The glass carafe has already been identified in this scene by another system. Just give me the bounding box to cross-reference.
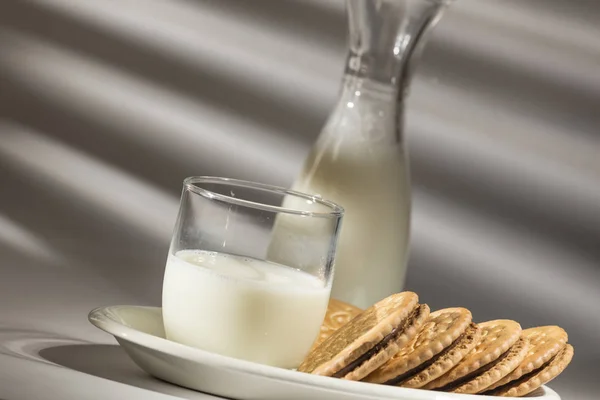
[270,0,452,308]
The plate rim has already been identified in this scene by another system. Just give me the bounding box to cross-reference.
[88,305,559,400]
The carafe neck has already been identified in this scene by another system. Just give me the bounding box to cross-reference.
[344,0,451,96]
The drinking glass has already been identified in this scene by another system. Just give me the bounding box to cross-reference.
[162,176,344,369]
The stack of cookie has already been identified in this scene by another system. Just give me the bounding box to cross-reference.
[299,292,573,397]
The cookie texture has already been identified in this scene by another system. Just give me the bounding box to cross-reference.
[299,295,574,396]
[343,304,430,381]
[485,325,568,391]
[423,319,521,390]
[298,292,429,381]
[452,337,530,394]
[364,307,472,384]
[484,344,574,397]
[399,323,481,388]
[310,299,363,351]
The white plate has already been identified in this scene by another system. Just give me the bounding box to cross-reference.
[89,305,561,400]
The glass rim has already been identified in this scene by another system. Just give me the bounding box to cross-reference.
[183,176,344,218]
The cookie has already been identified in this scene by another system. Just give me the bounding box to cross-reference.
[485,325,568,391]
[423,319,521,390]
[310,299,363,351]
[298,292,430,381]
[451,337,530,394]
[400,323,481,388]
[483,343,574,397]
[364,307,473,385]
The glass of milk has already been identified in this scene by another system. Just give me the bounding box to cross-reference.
[162,176,344,369]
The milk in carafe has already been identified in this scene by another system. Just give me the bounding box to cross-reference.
[274,80,410,308]
[268,0,451,307]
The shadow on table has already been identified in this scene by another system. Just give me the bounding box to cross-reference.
[40,344,220,399]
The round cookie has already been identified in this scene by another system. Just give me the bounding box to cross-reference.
[485,325,568,391]
[451,337,530,394]
[310,299,363,351]
[400,323,481,388]
[423,319,522,390]
[483,344,574,397]
[298,292,430,381]
[364,307,473,384]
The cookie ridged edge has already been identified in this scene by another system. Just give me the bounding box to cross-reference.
[423,319,522,390]
[344,304,430,380]
[486,344,574,397]
[366,307,472,384]
[304,292,419,376]
[485,325,568,391]
[400,323,481,388]
[453,337,530,394]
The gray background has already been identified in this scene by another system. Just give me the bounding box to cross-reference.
[0,0,599,399]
